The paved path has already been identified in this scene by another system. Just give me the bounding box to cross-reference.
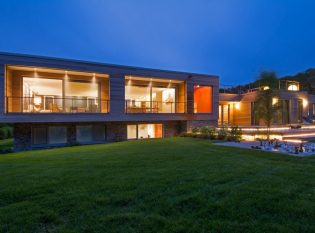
[213,141,313,157]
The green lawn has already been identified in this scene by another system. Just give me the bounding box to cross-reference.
[0,138,315,233]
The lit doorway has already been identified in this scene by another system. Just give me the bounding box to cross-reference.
[218,104,230,125]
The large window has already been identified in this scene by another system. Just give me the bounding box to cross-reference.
[125,85,151,113]
[194,85,212,113]
[32,127,48,145]
[127,124,163,139]
[127,125,137,139]
[32,126,67,145]
[48,126,67,144]
[125,78,183,113]
[76,125,106,143]
[65,81,100,113]
[23,78,63,113]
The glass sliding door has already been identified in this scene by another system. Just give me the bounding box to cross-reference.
[23,77,63,113]
[152,87,176,113]
[127,124,163,139]
[65,81,100,113]
[125,85,151,113]
[218,104,230,125]
[127,125,137,139]
[125,77,183,113]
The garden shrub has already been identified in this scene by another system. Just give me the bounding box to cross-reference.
[217,126,228,140]
[0,128,8,140]
[192,127,201,134]
[228,126,242,141]
[3,126,13,138]
[200,126,216,139]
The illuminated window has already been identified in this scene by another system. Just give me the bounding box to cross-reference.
[194,85,212,113]
[127,125,137,139]
[288,84,298,91]
[127,124,163,139]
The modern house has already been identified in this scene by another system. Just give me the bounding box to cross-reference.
[219,81,313,126]
[0,52,219,151]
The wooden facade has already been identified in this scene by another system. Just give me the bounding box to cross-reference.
[219,90,312,126]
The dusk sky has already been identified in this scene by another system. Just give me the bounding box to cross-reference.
[1,0,315,86]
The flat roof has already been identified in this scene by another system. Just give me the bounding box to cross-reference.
[0,51,218,78]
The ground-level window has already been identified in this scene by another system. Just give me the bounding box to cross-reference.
[32,126,67,145]
[127,124,163,139]
[194,85,212,113]
[127,125,137,139]
[33,127,48,145]
[76,125,106,143]
[48,126,67,144]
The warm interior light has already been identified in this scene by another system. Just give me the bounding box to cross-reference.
[235,103,240,110]
[272,97,278,105]
[34,96,42,105]
[263,86,270,90]
[288,84,298,91]
[303,99,308,107]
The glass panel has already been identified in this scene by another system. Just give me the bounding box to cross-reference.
[194,86,212,113]
[48,126,67,144]
[218,105,222,125]
[93,125,106,141]
[65,81,100,113]
[33,127,47,145]
[76,125,93,143]
[138,124,162,139]
[127,125,137,139]
[125,85,151,113]
[222,105,229,124]
[152,87,175,113]
[23,77,63,113]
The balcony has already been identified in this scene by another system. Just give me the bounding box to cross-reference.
[6,97,109,113]
[125,100,185,113]
[5,65,109,114]
[125,76,186,114]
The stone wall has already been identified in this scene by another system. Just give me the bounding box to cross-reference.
[14,123,32,151]
[13,120,199,151]
[107,122,127,142]
[163,121,182,137]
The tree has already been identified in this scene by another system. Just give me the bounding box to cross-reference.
[254,71,280,138]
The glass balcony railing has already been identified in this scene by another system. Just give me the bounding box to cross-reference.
[5,97,109,113]
[125,100,186,113]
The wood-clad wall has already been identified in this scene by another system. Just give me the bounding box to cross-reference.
[0,53,219,123]
[232,102,252,126]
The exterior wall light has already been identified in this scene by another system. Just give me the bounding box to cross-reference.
[303,99,308,107]
[235,103,240,110]
[272,97,278,105]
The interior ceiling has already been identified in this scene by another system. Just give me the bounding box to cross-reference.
[8,65,108,78]
[23,77,98,97]
[126,75,183,83]
[23,77,62,95]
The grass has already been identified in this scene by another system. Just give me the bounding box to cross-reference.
[0,137,315,233]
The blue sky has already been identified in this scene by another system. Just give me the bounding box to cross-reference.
[0,0,315,86]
